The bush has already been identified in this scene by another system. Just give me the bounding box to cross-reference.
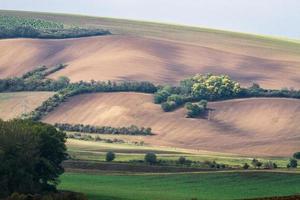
[144,152,157,164]
[191,74,241,99]
[263,161,277,169]
[154,89,171,104]
[288,158,298,168]
[0,119,67,198]
[161,101,177,112]
[185,101,206,118]
[105,151,116,162]
[243,163,250,169]
[178,156,187,165]
[251,158,263,169]
[293,152,300,159]
[167,94,185,105]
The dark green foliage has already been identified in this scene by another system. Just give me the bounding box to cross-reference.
[263,161,278,169]
[155,74,300,112]
[106,151,116,162]
[293,152,300,159]
[161,101,177,112]
[288,158,298,168]
[6,191,87,200]
[185,100,207,118]
[0,15,110,39]
[178,156,187,165]
[251,158,263,169]
[0,119,67,198]
[55,123,152,136]
[243,163,250,169]
[144,152,157,164]
[0,65,69,92]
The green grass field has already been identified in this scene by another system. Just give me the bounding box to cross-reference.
[59,172,300,200]
[67,138,290,168]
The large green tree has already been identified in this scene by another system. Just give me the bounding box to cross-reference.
[0,119,67,198]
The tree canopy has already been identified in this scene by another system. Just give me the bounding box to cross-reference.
[0,119,67,198]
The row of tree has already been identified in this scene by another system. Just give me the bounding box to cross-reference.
[154,74,300,112]
[55,123,152,135]
[0,15,111,39]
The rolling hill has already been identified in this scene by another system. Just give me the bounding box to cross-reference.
[43,92,300,157]
[0,92,54,120]
[1,10,300,157]
[1,10,300,88]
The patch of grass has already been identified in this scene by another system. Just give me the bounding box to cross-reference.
[67,138,290,167]
[59,172,300,200]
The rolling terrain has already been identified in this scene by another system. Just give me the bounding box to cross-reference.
[0,92,54,120]
[43,92,300,157]
[1,10,300,88]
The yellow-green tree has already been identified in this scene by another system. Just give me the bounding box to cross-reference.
[191,74,241,99]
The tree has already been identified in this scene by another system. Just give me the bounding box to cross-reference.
[191,74,241,99]
[293,152,300,159]
[185,101,206,118]
[178,156,187,165]
[288,158,298,168]
[243,163,250,169]
[263,161,277,169]
[144,152,157,164]
[105,151,116,162]
[0,119,67,198]
[251,158,263,169]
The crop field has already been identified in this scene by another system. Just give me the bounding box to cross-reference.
[59,172,300,200]
[1,10,300,88]
[0,92,54,120]
[44,92,300,157]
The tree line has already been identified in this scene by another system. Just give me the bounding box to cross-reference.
[0,15,110,39]
[55,123,152,135]
[154,74,300,116]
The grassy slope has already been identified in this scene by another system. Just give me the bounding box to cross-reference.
[0,92,54,120]
[1,10,300,88]
[67,139,289,167]
[43,92,300,157]
[59,172,300,200]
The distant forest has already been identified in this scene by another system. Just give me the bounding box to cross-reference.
[0,15,111,39]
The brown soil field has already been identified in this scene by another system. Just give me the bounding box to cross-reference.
[1,35,300,89]
[1,11,300,88]
[43,92,300,157]
[0,92,54,120]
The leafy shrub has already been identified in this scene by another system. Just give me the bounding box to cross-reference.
[105,151,116,162]
[161,101,177,112]
[243,163,250,169]
[144,152,157,164]
[190,74,241,99]
[251,158,263,169]
[287,158,298,168]
[178,156,187,165]
[185,101,207,118]
[263,161,277,169]
[293,152,300,159]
